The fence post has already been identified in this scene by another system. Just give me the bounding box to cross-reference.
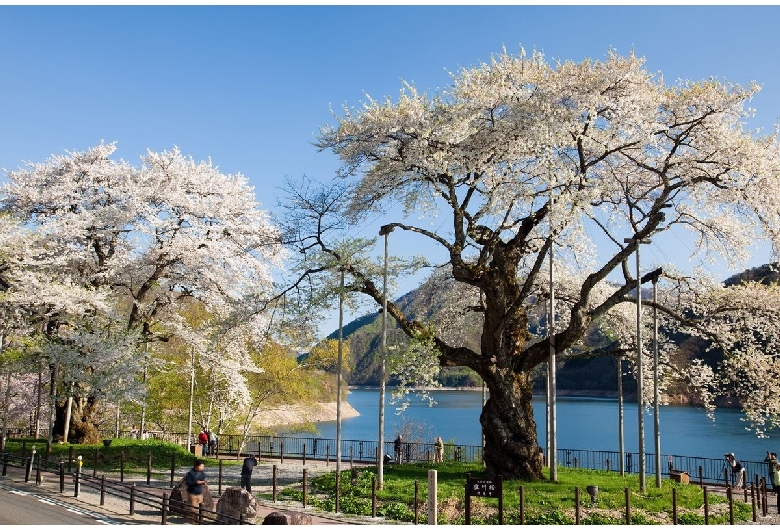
[162,492,169,525]
[198,501,204,525]
[728,486,734,525]
[762,477,768,516]
[751,483,757,522]
[272,464,277,503]
[699,465,703,488]
[75,456,82,497]
[219,459,224,496]
[170,453,176,488]
[703,486,709,525]
[672,488,677,524]
[326,445,330,466]
[464,473,471,525]
[130,483,136,515]
[100,475,106,505]
[350,446,354,468]
[35,453,41,484]
[575,487,580,524]
[372,476,377,518]
[280,441,284,464]
[147,452,152,485]
[519,485,525,526]
[120,451,125,482]
[24,457,31,482]
[624,487,630,525]
[303,468,307,508]
[414,480,419,524]
[303,443,306,466]
[59,460,65,493]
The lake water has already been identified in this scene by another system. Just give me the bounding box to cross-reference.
[290,388,778,463]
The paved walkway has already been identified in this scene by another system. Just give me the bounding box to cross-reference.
[0,456,380,525]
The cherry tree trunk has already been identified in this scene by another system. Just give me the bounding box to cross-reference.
[472,256,544,480]
[54,394,100,444]
[479,363,541,480]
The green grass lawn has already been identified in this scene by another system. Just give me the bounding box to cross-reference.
[292,462,753,524]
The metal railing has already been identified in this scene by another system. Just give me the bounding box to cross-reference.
[7,428,773,487]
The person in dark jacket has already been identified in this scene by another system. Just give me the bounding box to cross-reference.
[240,454,258,492]
[185,459,207,522]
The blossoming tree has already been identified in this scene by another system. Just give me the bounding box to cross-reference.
[309,49,780,479]
[1,143,284,441]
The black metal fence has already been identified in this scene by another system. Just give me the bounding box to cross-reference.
[12,427,775,487]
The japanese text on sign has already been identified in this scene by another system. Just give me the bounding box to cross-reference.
[468,478,500,498]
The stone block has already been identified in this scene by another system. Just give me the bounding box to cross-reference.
[216,486,259,524]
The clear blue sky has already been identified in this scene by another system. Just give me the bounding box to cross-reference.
[2,5,779,336]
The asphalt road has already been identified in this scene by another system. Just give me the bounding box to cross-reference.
[0,481,127,524]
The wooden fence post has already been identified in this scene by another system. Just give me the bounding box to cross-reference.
[624,487,630,525]
[575,487,580,524]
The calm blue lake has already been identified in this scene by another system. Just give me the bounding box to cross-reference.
[290,388,778,463]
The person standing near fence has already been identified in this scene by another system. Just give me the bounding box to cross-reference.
[726,452,745,489]
[240,454,257,493]
[434,436,444,463]
[209,430,218,457]
[185,459,207,523]
[198,429,209,456]
[394,434,403,464]
[766,452,778,490]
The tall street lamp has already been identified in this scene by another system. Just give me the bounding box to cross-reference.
[624,236,650,493]
[378,224,394,490]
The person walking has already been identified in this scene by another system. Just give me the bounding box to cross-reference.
[198,429,209,456]
[185,459,207,523]
[434,436,444,463]
[240,454,258,493]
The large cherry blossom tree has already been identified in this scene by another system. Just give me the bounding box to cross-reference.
[306,48,780,479]
[1,143,284,441]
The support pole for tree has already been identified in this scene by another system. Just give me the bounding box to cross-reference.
[336,267,345,479]
[187,347,195,453]
[548,236,557,482]
[653,272,662,488]
[617,355,625,476]
[378,224,394,490]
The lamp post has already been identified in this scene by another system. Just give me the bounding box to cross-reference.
[336,267,346,479]
[378,224,394,490]
[624,236,650,493]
